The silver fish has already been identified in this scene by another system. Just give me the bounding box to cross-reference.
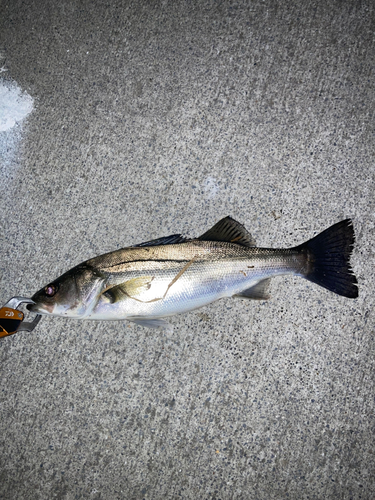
[28,217,358,330]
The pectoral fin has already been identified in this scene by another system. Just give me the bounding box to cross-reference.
[233,278,271,300]
[103,276,154,303]
[127,317,173,332]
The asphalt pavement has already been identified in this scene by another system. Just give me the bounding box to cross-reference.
[0,1,374,499]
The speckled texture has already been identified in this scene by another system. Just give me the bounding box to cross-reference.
[0,1,374,499]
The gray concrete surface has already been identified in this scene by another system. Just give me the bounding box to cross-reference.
[1,0,374,498]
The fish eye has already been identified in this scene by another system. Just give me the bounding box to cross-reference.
[44,284,58,297]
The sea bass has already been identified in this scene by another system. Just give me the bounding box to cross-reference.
[28,217,358,330]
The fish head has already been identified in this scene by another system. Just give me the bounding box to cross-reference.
[28,265,105,318]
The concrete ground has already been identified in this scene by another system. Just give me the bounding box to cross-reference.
[1,0,374,498]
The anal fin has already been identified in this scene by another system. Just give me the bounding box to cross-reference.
[233,278,271,300]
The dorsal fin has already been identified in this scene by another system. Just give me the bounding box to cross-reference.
[197,216,256,247]
[134,234,188,247]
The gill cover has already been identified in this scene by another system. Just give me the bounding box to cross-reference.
[29,265,105,317]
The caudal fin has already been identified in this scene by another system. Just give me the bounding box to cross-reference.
[297,219,358,298]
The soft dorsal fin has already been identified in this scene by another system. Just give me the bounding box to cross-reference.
[134,234,188,247]
[197,216,256,247]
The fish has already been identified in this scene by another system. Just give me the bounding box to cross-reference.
[28,217,358,331]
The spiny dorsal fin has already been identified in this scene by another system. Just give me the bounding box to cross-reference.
[198,216,256,247]
[134,234,188,247]
[233,278,271,300]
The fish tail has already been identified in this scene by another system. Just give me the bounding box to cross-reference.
[297,219,358,298]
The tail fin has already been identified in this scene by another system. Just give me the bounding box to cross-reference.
[297,219,358,298]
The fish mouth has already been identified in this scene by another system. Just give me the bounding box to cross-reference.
[27,302,54,314]
[27,302,45,314]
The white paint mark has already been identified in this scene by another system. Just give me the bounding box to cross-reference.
[0,78,34,188]
[203,176,220,199]
[0,79,34,132]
